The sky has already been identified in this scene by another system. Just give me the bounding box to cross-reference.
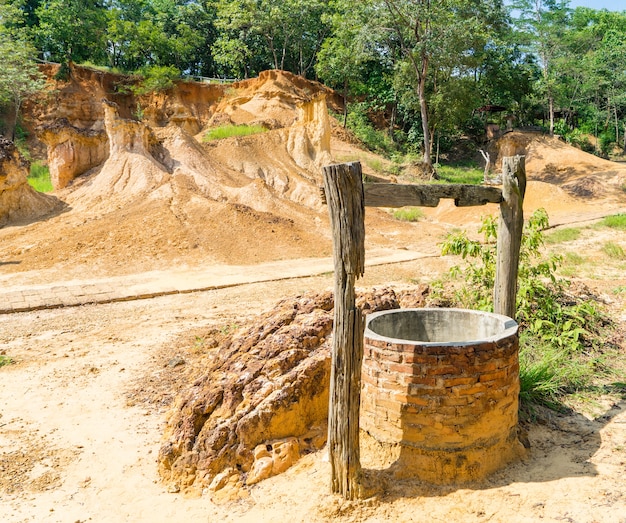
[568,0,624,10]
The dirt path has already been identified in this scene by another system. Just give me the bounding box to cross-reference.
[1,258,626,523]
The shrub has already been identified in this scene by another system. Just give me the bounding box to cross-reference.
[439,208,613,409]
[131,65,180,95]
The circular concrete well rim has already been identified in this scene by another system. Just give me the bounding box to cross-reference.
[364,307,518,346]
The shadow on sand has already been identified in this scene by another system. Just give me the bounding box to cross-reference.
[359,396,626,500]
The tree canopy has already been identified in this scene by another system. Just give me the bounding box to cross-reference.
[2,0,626,158]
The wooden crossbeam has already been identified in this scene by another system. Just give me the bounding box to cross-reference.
[363,183,503,208]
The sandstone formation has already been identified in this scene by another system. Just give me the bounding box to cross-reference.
[158,288,406,493]
[286,94,333,173]
[38,119,108,189]
[0,138,61,227]
[28,62,228,133]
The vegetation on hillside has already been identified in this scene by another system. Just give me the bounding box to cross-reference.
[1,1,625,161]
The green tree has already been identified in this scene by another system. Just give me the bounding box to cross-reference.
[511,0,571,135]
[0,0,45,138]
[213,0,330,78]
[35,0,108,64]
[381,0,506,169]
[315,0,379,126]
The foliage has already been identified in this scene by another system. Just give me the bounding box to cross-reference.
[3,0,626,158]
[35,0,108,64]
[0,354,13,367]
[439,208,613,408]
[213,0,330,78]
[391,207,423,222]
[130,65,180,95]
[345,102,397,156]
[0,1,45,138]
[27,161,53,193]
[202,124,268,141]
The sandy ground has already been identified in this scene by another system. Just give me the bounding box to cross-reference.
[2,73,626,521]
[1,255,626,523]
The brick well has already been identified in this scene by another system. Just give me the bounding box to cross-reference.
[361,308,527,484]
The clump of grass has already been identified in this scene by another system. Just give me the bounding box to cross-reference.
[203,124,267,141]
[392,207,424,222]
[545,227,581,244]
[563,252,586,265]
[364,158,384,173]
[518,340,592,409]
[599,214,626,230]
[602,241,626,259]
[0,355,14,367]
[435,163,483,185]
[27,161,53,193]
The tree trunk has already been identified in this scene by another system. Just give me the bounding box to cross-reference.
[548,95,554,136]
[343,79,348,128]
[322,162,365,501]
[494,156,526,320]
[418,71,432,167]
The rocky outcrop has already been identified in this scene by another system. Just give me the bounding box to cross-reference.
[38,119,108,189]
[157,287,414,494]
[0,139,61,227]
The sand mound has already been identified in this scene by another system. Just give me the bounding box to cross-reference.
[208,70,338,129]
[0,138,62,227]
[497,131,626,202]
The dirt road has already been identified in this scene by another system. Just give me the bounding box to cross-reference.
[1,258,625,523]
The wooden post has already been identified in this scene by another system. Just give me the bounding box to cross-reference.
[322,162,365,500]
[494,155,526,319]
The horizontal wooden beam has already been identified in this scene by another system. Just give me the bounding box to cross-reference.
[363,183,503,208]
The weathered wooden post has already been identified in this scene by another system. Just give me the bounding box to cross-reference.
[322,161,365,500]
[494,155,526,319]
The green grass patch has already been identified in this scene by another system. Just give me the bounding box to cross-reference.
[392,207,424,222]
[364,158,385,173]
[599,214,626,230]
[562,252,586,265]
[545,227,581,244]
[435,163,483,185]
[27,161,53,193]
[602,241,626,259]
[203,124,268,141]
[0,355,13,367]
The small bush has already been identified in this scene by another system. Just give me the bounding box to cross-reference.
[0,355,13,367]
[203,124,267,141]
[392,207,424,222]
[27,161,53,193]
[131,65,180,95]
[438,208,615,409]
[345,103,397,156]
